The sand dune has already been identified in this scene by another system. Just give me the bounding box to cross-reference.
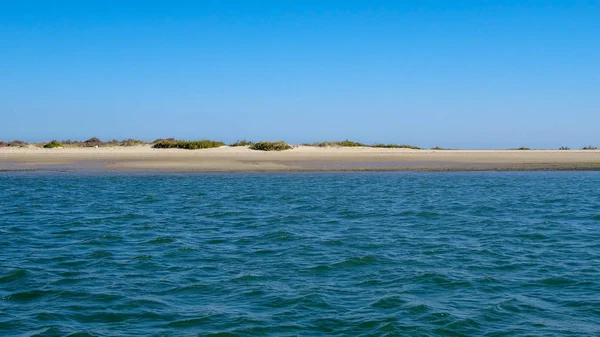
[1,145,600,172]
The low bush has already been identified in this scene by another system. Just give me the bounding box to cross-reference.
[372,143,421,149]
[311,140,366,147]
[119,138,144,146]
[1,140,29,147]
[583,145,598,150]
[152,139,225,150]
[559,146,570,150]
[84,137,102,147]
[152,138,176,144]
[43,140,63,148]
[230,140,254,147]
[249,141,292,151]
[430,146,447,150]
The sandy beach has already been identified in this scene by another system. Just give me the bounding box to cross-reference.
[1,145,600,172]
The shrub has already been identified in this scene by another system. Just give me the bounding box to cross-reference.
[84,137,102,147]
[372,143,421,149]
[152,140,224,150]
[583,145,598,150]
[6,140,28,147]
[559,146,570,150]
[230,140,254,147]
[119,138,144,146]
[249,141,292,151]
[430,146,447,150]
[152,138,176,143]
[43,140,63,148]
[311,140,366,147]
[515,147,530,150]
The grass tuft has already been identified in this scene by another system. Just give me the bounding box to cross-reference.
[559,146,570,150]
[249,141,292,151]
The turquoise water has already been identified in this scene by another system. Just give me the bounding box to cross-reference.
[2,172,600,336]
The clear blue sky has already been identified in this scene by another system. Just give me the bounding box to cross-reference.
[1,1,598,149]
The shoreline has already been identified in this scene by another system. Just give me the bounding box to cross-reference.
[2,145,600,172]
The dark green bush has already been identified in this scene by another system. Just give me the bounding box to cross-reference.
[249,141,292,151]
[559,146,570,150]
[43,140,63,148]
[430,146,447,150]
[152,139,225,150]
[583,145,598,150]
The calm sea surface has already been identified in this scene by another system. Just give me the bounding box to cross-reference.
[1,172,600,336]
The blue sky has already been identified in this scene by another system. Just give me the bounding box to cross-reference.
[1,1,598,149]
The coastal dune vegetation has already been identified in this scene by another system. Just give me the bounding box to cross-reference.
[373,143,422,149]
[1,138,598,152]
[43,140,62,148]
[152,139,225,149]
[304,139,421,149]
[249,141,293,151]
[0,138,146,148]
[230,140,254,147]
[0,140,29,147]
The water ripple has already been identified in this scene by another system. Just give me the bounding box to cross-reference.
[1,172,600,336]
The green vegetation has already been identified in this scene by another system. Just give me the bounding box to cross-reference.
[430,146,447,150]
[230,140,254,147]
[152,138,176,144]
[372,144,421,149]
[559,146,570,150]
[306,140,422,149]
[47,138,147,147]
[118,138,145,146]
[583,145,598,150]
[332,139,365,147]
[515,147,530,150]
[308,140,366,147]
[43,140,63,148]
[152,139,225,150]
[249,141,292,151]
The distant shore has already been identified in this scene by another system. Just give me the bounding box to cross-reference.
[2,145,600,172]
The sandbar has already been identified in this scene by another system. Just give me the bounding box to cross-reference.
[2,145,600,172]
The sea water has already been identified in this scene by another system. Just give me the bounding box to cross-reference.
[1,172,600,336]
